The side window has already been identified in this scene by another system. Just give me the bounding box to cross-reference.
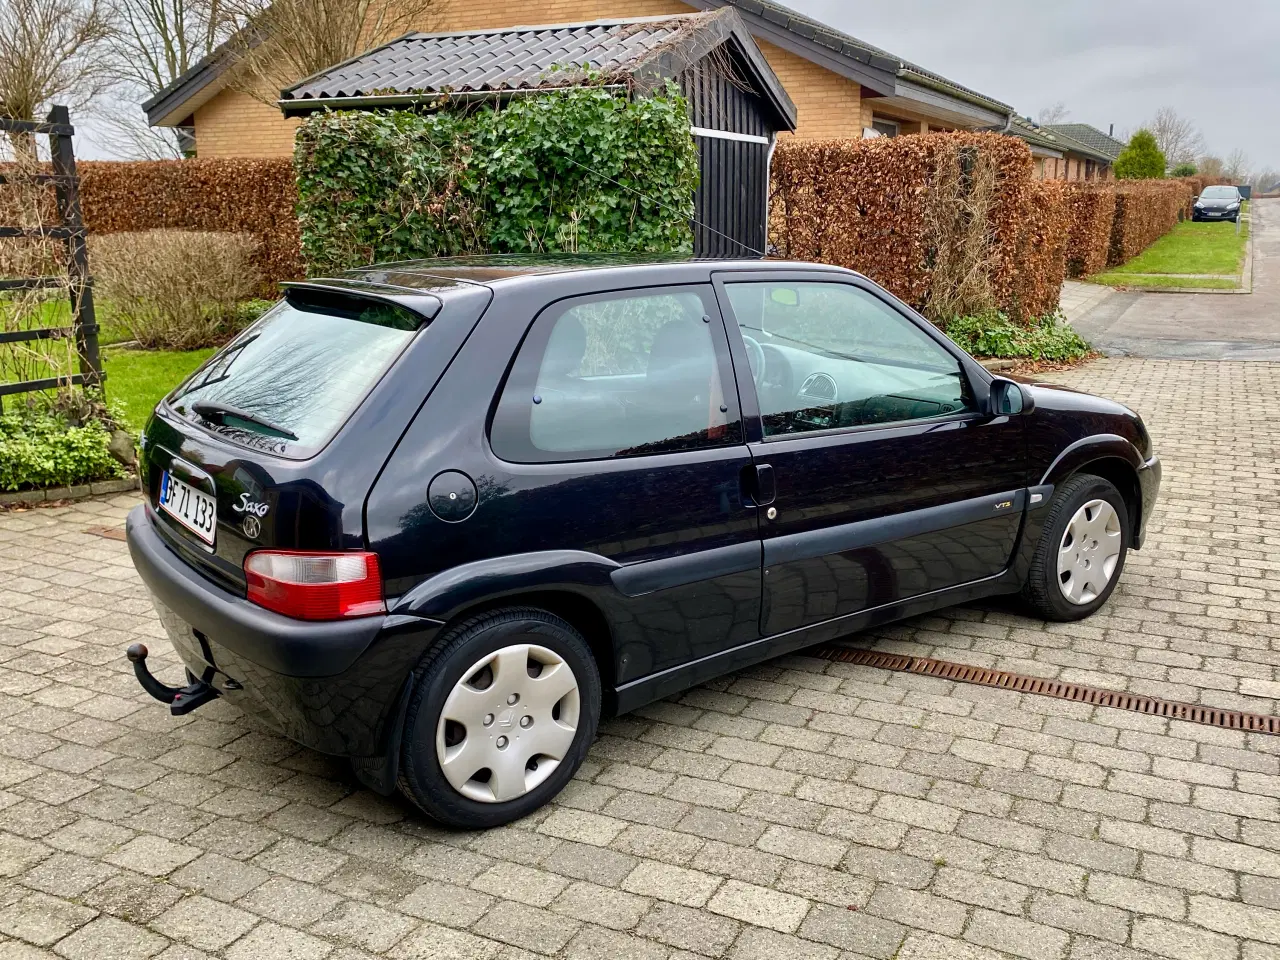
[490,286,741,462]
[723,281,975,437]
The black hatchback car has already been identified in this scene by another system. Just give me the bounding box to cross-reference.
[126,256,1160,828]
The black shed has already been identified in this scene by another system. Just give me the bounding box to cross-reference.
[278,9,797,258]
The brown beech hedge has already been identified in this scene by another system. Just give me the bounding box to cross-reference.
[1108,180,1190,266]
[769,133,1203,319]
[769,133,1058,322]
[1063,184,1117,278]
[1014,179,1070,319]
[79,159,302,291]
[72,141,1199,316]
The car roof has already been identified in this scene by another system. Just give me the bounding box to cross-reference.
[318,254,851,292]
[286,256,863,319]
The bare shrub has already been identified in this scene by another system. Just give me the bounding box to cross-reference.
[91,230,261,349]
[216,0,440,106]
[922,146,998,321]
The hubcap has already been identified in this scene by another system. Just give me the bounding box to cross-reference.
[435,644,580,803]
[1057,499,1123,605]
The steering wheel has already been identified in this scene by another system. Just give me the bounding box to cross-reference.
[741,335,766,387]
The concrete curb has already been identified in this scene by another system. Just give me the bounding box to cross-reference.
[0,477,139,508]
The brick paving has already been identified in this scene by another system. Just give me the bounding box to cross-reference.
[2,358,1280,960]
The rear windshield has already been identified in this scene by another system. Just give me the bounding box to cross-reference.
[1201,186,1238,200]
[165,295,421,458]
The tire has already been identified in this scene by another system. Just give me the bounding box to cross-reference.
[1022,473,1130,622]
[397,607,601,829]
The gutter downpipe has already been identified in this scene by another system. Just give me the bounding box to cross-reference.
[764,131,778,258]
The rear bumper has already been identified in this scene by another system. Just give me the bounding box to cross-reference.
[1136,454,1161,549]
[126,505,442,756]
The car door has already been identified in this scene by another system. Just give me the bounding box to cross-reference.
[370,281,764,685]
[713,271,1027,637]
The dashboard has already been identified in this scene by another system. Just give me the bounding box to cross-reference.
[745,338,971,433]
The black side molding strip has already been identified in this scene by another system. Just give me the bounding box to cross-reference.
[1028,484,1054,510]
[614,566,1017,714]
[764,488,1026,567]
[611,540,762,598]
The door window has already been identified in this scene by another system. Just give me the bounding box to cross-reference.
[723,281,975,437]
[491,286,740,462]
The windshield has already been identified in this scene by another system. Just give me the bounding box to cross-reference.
[1201,187,1238,200]
[166,295,421,457]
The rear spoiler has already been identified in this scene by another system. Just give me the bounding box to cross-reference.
[280,280,444,324]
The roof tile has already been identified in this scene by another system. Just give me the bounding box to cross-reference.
[283,18,695,102]
[1045,123,1125,162]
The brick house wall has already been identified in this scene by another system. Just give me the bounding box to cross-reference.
[190,0,868,156]
[1033,155,1114,182]
[195,88,301,158]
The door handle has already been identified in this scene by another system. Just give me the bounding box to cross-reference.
[741,463,776,507]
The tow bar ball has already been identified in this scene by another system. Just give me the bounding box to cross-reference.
[126,643,219,716]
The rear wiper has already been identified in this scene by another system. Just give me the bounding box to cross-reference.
[190,401,299,440]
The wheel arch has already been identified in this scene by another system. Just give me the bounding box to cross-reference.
[1071,456,1142,540]
[1040,435,1144,542]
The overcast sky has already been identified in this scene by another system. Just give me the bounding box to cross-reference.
[795,0,1279,172]
[81,0,1279,171]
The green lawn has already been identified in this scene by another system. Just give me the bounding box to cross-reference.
[1102,219,1247,277]
[103,347,214,431]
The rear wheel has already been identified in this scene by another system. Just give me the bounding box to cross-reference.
[397,607,600,828]
[1022,473,1129,622]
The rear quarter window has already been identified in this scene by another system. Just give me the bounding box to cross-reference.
[490,285,741,463]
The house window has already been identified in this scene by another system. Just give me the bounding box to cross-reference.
[871,118,900,138]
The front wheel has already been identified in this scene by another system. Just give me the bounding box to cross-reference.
[398,608,601,829]
[1022,473,1129,622]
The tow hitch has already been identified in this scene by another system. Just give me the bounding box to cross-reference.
[126,643,220,716]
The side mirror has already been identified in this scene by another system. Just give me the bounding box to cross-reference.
[988,377,1031,416]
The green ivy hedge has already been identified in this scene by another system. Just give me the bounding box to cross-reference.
[294,83,700,274]
[944,311,1090,362]
[0,410,125,492]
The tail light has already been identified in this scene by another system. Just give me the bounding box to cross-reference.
[244,551,384,620]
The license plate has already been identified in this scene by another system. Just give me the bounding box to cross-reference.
[159,471,217,545]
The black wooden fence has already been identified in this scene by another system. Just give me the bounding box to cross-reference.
[0,105,101,404]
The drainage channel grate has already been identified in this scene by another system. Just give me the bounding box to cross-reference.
[808,645,1280,736]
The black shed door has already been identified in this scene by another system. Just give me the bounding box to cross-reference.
[693,133,771,258]
[681,58,775,259]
